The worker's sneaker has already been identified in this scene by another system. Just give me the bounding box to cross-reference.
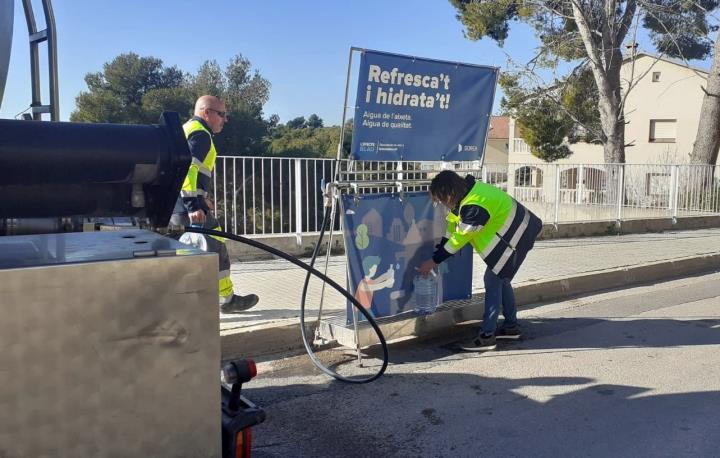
[459,333,497,352]
[220,294,259,314]
[495,325,522,340]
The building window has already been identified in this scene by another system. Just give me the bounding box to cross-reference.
[515,166,543,187]
[649,119,676,143]
[652,71,661,82]
[560,168,578,189]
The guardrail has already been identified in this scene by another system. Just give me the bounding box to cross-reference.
[211,157,720,236]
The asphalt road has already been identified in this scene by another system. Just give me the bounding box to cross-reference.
[245,271,720,458]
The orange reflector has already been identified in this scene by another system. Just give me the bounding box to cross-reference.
[235,428,252,458]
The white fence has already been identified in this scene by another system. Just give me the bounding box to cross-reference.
[211,157,720,236]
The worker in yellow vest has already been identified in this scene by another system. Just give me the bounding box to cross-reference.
[170,95,259,313]
[419,171,542,351]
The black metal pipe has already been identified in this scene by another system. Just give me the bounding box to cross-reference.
[0,217,77,236]
[0,112,190,227]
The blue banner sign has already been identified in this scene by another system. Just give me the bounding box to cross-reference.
[351,49,498,162]
[341,191,473,323]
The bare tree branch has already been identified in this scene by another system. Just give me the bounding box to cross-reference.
[503,54,605,139]
[570,0,607,74]
[618,11,644,117]
[599,1,616,66]
[525,0,576,20]
[616,0,638,44]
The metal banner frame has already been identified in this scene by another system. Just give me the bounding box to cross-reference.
[312,47,496,363]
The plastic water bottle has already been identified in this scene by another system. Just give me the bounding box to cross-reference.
[413,274,439,315]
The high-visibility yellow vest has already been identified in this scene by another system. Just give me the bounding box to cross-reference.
[443,181,541,278]
[444,181,514,256]
[180,119,217,198]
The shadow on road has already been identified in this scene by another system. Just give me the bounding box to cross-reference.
[245,316,720,457]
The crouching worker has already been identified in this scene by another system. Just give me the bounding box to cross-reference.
[418,171,542,351]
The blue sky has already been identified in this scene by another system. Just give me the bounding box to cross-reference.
[0,0,706,125]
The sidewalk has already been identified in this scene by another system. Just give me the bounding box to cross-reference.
[221,227,720,356]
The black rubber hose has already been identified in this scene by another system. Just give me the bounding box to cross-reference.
[184,225,389,384]
[298,205,387,383]
[299,208,334,374]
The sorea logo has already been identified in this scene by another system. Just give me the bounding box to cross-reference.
[458,144,479,152]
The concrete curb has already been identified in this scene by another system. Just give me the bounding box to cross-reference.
[221,320,307,361]
[221,252,720,359]
[513,252,720,305]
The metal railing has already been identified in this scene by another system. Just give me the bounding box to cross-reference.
[211,157,720,236]
[512,138,531,153]
[212,156,337,237]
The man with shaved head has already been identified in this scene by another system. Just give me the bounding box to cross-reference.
[170,95,259,313]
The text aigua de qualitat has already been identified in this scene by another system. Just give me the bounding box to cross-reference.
[364,65,452,110]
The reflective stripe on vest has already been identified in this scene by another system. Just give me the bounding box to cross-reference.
[491,209,530,275]
[192,157,212,177]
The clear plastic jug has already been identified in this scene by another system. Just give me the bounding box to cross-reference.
[413,274,439,315]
